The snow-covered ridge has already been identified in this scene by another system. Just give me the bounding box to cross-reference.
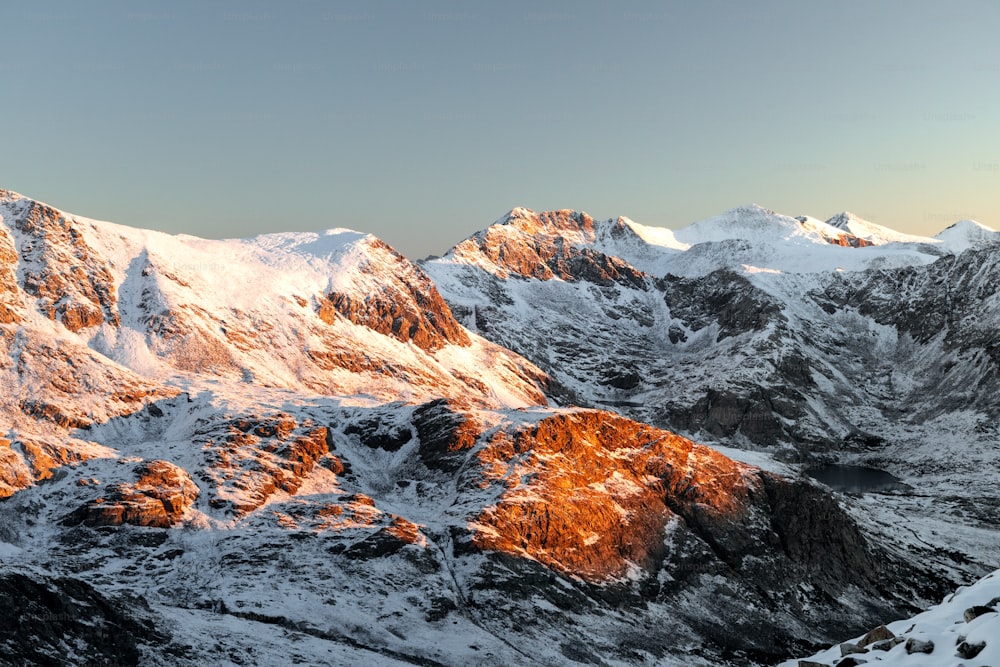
[825,210,936,245]
[0,188,549,410]
[434,204,983,281]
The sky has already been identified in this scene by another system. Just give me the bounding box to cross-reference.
[3,0,1000,258]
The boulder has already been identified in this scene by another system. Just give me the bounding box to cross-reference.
[904,637,934,654]
[870,637,904,651]
[840,641,868,656]
[838,658,868,667]
[956,639,986,659]
[858,625,894,647]
[963,605,995,622]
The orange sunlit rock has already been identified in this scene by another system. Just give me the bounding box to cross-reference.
[469,410,755,582]
[62,460,198,528]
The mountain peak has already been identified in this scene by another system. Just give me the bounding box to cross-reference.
[937,218,994,234]
[825,211,864,229]
[934,218,999,252]
[824,211,934,245]
[495,207,595,236]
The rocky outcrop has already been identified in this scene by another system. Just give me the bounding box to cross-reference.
[450,208,648,288]
[62,460,198,528]
[463,410,895,599]
[0,438,33,499]
[468,410,751,581]
[6,195,120,331]
[659,269,784,341]
[0,225,23,324]
[200,414,340,514]
[318,239,470,352]
[18,436,103,481]
[412,399,480,472]
[445,409,939,665]
[8,332,177,429]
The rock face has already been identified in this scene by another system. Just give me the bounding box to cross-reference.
[319,240,471,351]
[8,196,120,331]
[0,438,33,499]
[63,460,198,528]
[412,398,480,472]
[198,414,341,514]
[0,226,23,324]
[466,413,891,600]
[468,411,751,581]
[445,409,937,662]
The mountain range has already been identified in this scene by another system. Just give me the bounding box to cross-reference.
[1,188,998,666]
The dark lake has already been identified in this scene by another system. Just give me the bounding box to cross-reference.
[805,464,909,494]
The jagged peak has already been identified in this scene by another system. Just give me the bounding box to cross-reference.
[493,207,595,236]
[825,211,866,230]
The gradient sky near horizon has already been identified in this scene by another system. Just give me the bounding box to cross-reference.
[4,0,1000,258]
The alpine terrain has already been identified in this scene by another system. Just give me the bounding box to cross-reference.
[0,189,996,665]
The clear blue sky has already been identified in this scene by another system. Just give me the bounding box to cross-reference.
[4,0,1000,257]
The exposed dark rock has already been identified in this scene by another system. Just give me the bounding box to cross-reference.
[963,604,995,622]
[837,657,868,667]
[661,269,784,340]
[412,399,479,472]
[683,387,794,445]
[345,416,413,451]
[424,596,457,622]
[870,637,904,651]
[840,641,867,656]
[0,572,166,666]
[904,637,934,654]
[956,639,986,659]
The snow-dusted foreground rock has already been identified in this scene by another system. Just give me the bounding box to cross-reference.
[781,571,1000,666]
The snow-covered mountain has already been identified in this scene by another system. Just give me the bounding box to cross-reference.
[0,189,962,666]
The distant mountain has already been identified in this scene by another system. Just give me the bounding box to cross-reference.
[0,190,954,666]
[934,218,999,252]
[824,211,936,245]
